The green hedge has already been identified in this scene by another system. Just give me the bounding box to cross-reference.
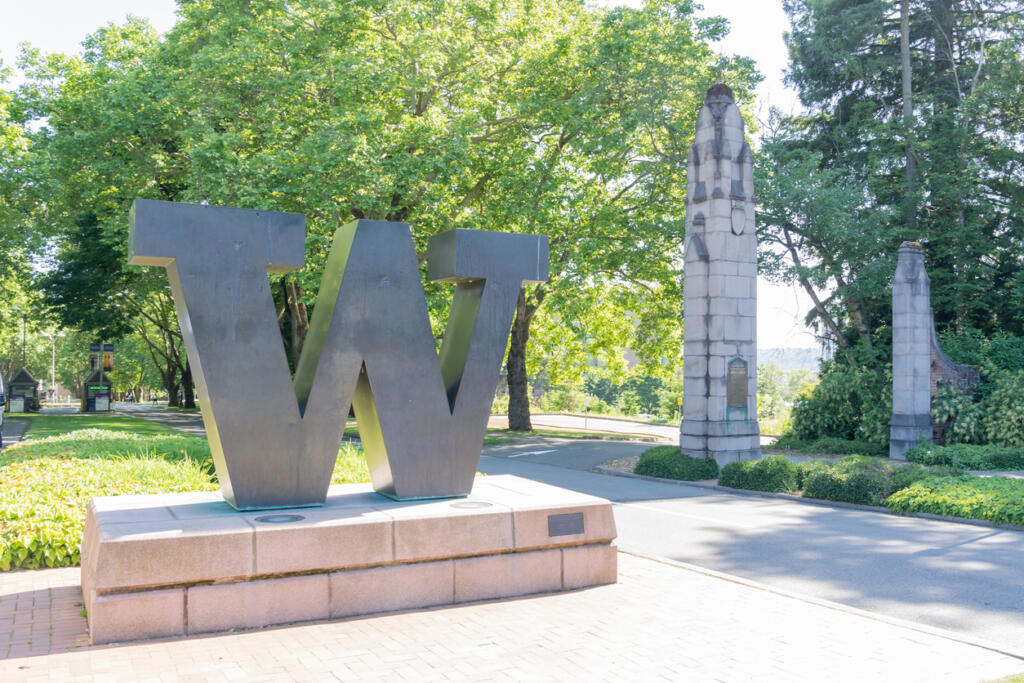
[803,465,889,506]
[717,454,959,507]
[633,446,718,481]
[771,434,887,458]
[800,456,952,506]
[886,476,1024,526]
[718,455,796,492]
[904,442,1024,471]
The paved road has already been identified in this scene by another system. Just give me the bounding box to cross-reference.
[481,443,1024,652]
[116,403,1024,652]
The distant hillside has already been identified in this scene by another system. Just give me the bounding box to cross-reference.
[758,347,822,373]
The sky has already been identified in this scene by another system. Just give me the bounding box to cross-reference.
[1,0,819,350]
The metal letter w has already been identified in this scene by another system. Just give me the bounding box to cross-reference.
[129,199,548,510]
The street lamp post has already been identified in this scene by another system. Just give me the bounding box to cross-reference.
[43,332,66,403]
[10,306,25,366]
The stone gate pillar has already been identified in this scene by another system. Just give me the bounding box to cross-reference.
[890,242,935,459]
[679,84,761,465]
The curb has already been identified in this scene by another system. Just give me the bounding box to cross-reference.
[592,466,1024,533]
[617,548,1024,662]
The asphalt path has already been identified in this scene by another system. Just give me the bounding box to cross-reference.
[116,403,1024,651]
[481,441,1024,653]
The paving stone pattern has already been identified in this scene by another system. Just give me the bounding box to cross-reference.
[2,554,1021,681]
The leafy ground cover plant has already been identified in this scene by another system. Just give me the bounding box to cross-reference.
[0,419,370,571]
[886,476,1024,526]
[633,446,718,481]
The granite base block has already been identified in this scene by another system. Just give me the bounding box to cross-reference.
[82,475,617,644]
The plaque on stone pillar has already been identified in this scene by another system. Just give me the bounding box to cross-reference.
[727,358,748,421]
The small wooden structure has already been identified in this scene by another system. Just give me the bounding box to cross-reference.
[6,367,39,412]
[82,368,113,412]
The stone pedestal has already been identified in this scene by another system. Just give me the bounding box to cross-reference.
[81,475,617,644]
[680,84,761,465]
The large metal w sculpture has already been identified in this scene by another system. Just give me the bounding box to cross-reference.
[129,199,548,509]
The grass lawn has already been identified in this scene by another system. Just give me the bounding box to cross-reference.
[0,413,368,572]
[22,413,185,439]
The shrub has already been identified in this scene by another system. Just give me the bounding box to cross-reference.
[797,456,957,506]
[718,455,796,492]
[795,460,829,489]
[789,351,890,448]
[931,383,984,444]
[770,434,886,458]
[540,387,590,413]
[983,370,1024,447]
[886,476,1024,526]
[904,442,1024,470]
[888,463,935,494]
[802,466,889,506]
[634,446,718,481]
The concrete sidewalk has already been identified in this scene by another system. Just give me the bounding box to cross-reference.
[2,553,1020,682]
[0,418,30,450]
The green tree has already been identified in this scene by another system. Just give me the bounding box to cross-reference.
[761,0,1024,346]
[161,0,756,428]
[13,1,757,428]
[17,21,197,406]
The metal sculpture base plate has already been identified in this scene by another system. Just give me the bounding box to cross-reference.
[81,476,618,645]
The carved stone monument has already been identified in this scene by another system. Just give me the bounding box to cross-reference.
[81,200,618,644]
[679,84,761,465]
[889,242,979,459]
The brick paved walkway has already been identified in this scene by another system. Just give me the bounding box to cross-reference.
[1,553,1021,682]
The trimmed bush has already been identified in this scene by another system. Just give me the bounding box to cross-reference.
[634,446,718,481]
[770,434,887,458]
[718,455,796,492]
[886,476,1024,526]
[904,442,1024,471]
[888,463,935,493]
[795,460,829,489]
[802,466,889,506]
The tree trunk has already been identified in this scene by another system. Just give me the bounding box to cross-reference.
[506,288,533,431]
[181,362,196,409]
[286,278,309,363]
[901,0,917,233]
[931,0,956,105]
[166,375,180,407]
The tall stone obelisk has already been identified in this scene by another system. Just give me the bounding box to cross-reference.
[889,242,934,459]
[679,84,761,465]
